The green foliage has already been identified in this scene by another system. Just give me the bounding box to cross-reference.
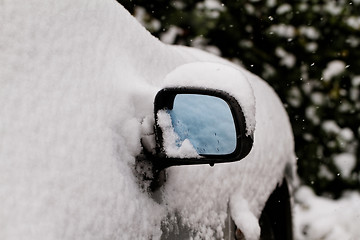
[119,0,360,198]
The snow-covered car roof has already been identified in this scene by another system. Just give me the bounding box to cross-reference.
[0,1,296,239]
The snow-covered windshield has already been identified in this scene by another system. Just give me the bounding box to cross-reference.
[169,94,236,155]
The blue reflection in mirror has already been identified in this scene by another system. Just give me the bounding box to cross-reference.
[168,94,237,155]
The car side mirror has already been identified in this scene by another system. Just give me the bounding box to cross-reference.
[153,87,253,169]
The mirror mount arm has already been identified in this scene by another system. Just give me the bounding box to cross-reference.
[136,137,199,193]
[135,148,168,193]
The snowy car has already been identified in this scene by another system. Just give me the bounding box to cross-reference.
[0,1,296,240]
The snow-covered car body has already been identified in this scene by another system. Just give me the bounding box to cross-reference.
[0,1,296,239]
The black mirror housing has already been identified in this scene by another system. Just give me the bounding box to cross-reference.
[152,87,253,169]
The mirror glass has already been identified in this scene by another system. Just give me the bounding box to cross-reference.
[168,94,237,155]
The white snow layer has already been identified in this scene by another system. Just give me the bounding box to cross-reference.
[157,110,199,158]
[0,0,296,239]
[295,186,360,240]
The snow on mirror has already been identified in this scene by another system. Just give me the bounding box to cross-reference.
[165,94,237,156]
